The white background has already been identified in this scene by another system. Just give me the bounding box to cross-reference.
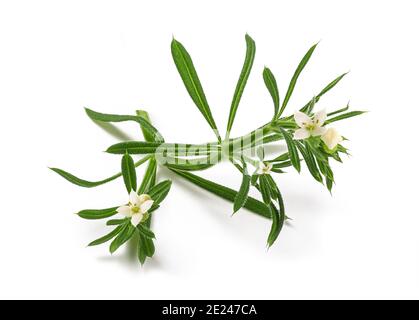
[0,0,418,300]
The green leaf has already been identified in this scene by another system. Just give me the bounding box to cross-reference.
[106,141,219,155]
[327,104,349,117]
[106,141,162,154]
[148,180,172,206]
[164,154,218,171]
[259,175,272,204]
[295,142,323,183]
[326,176,334,193]
[300,73,348,113]
[233,160,251,214]
[251,174,259,186]
[138,158,157,194]
[109,223,136,254]
[317,158,334,182]
[121,152,137,193]
[171,169,271,219]
[88,224,126,246]
[106,218,127,226]
[270,167,285,174]
[305,140,328,163]
[138,224,155,239]
[325,111,366,124]
[171,38,221,142]
[85,108,164,142]
[135,110,155,142]
[226,34,256,136]
[50,167,121,188]
[267,196,285,248]
[278,128,300,172]
[50,156,150,188]
[272,160,292,169]
[269,152,290,163]
[263,67,280,119]
[265,174,279,201]
[280,43,318,117]
[77,207,118,220]
[138,233,155,263]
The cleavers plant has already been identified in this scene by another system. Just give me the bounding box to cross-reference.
[51,35,365,265]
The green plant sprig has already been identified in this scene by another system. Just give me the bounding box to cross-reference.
[51,34,365,265]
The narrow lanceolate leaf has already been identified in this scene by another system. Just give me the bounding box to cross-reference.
[300,73,348,113]
[317,158,334,182]
[121,153,137,193]
[171,169,272,219]
[296,142,323,183]
[278,128,301,172]
[50,167,121,188]
[327,104,349,117]
[269,152,290,163]
[138,158,157,194]
[106,141,219,155]
[326,176,334,193]
[138,234,155,264]
[280,43,318,117]
[267,194,285,248]
[50,156,151,189]
[272,160,293,169]
[259,175,272,204]
[109,223,136,254]
[106,218,127,226]
[226,34,256,136]
[165,161,215,171]
[171,38,221,141]
[164,154,218,171]
[77,207,118,220]
[147,180,172,206]
[325,111,366,124]
[85,108,164,142]
[233,160,251,214]
[106,141,162,154]
[88,224,126,247]
[265,174,279,201]
[135,110,155,142]
[263,67,280,119]
[138,224,155,239]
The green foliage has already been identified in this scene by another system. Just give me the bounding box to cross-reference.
[171,38,221,142]
[51,35,363,265]
[226,34,256,137]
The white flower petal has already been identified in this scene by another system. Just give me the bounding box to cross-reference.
[117,205,132,218]
[312,126,327,137]
[293,128,310,140]
[129,190,141,206]
[313,109,327,126]
[131,213,143,227]
[138,194,151,205]
[294,111,312,128]
[140,199,154,213]
[321,128,343,150]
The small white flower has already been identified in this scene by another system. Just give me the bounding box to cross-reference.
[293,110,327,140]
[256,162,273,175]
[321,127,343,150]
[117,191,154,227]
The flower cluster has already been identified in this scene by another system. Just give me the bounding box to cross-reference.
[294,110,343,150]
